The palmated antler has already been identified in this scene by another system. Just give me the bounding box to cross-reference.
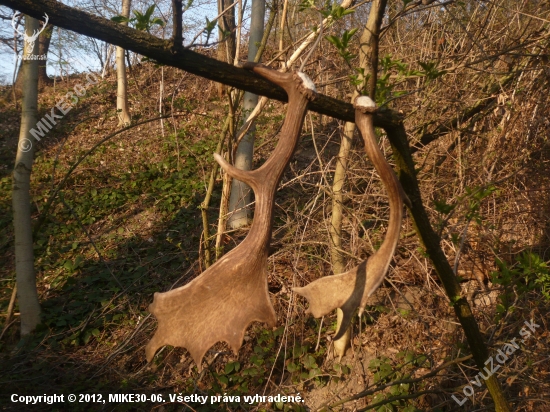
[146,64,317,369]
[293,96,407,339]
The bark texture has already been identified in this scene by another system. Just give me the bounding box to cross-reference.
[116,0,131,126]
[13,15,41,336]
[37,24,53,87]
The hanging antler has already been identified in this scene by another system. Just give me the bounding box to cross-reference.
[293,96,407,338]
[146,63,317,369]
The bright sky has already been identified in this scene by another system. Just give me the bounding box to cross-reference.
[0,0,245,84]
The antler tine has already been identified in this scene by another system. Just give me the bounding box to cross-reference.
[213,153,258,190]
[146,65,317,370]
[243,63,292,87]
[213,64,317,192]
[293,95,406,338]
[244,64,316,186]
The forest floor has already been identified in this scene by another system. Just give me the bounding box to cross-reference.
[0,65,549,411]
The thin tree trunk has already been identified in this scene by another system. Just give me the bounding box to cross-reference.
[227,0,265,229]
[172,0,183,49]
[14,16,51,91]
[215,105,236,260]
[116,0,131,126]
[37,24,53,88]
[217,0,237,96]
[1,284,17,338]
[13,15,41,336]
[329,121,354,358]
[278,0,289,56]
[201,116,231,267]
[330,0,387,359]
[233,0,243,65]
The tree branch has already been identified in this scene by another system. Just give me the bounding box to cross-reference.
[172,0,182,49]
[0,0,403,128]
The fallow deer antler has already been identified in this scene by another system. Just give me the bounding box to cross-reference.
[146,63,317,369]
[293,96,407,339]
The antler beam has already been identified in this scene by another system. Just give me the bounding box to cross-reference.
[293,96,408,338]
[146,64,317,369]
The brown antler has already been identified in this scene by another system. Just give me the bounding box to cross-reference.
[293,96,407,338]
[146,64,317,368]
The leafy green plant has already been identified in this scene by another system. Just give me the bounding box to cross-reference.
[202,17,218,44]
[491,251,550,319]
[434,184,497,239]
[325,29,358,64]
[433,199,455,215]
[209,327,285,395]
[367,351,429,411]
[464,184,497,223]
[321,3,355,19]
[111,4,165,33]
[417,61,447,81]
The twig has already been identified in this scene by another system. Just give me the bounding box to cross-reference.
[2,283,17,330]
[299,12,323,73]
[329,354,473,408]
[0,284,17,341]
[185,1,238,48]
[315,316,324,352]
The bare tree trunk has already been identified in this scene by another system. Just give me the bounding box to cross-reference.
[14,17,52,91]
[116,0,131,126]
[172,0,183,49]
[217,0,237,97]
[329,121,354,358]
[278,0,288,56]
[330,0,387,359]
[227,0,265,229]
[37,24,53,88]
[13,15,41,336]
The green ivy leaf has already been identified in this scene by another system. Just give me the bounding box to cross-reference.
[111,15,130,23]
[434,199,455,214]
